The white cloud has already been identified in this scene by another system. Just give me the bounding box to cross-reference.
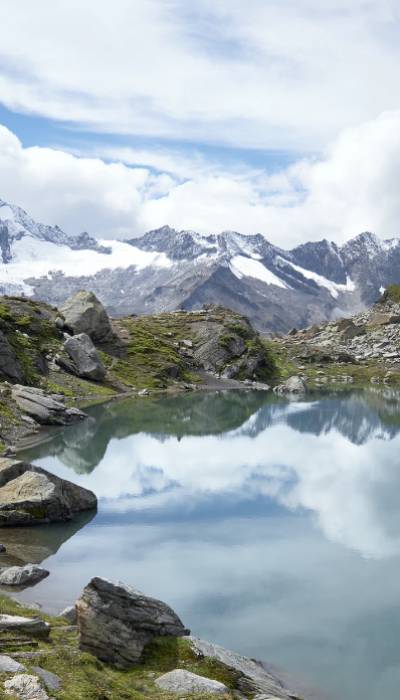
[2,110,400,246]
[1,0,400,149]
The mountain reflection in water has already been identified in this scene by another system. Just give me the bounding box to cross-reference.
[13,388,400,700]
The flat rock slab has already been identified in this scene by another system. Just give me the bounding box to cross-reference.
[76,576,189,667]
[32,667,62,691]
[4,673,50,699]
[0,564,49,587]
[155,669,228,695]
[0,458,97,526]
[190,638,299,699]
[11,385,86,426]
[0,614,50,638]
[0,654,26,672]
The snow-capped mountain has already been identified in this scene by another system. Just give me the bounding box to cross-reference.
[1,198,400,333]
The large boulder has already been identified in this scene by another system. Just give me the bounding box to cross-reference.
[76,577,189,667]
[60,291,113,343]
[11,385,87,425]
[155,669,228,695]
[60,333,106,382]
[0,458,97,526]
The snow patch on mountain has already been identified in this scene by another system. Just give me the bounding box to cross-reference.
[283,259,356,298]
[0,237,172,296]
[230,255,289,289]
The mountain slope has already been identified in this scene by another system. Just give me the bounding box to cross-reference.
[1,198,400,332]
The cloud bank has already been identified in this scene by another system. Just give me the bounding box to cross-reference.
[1,110,400,246]
[1,0,400,150]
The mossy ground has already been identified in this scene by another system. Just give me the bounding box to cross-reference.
[0,596,240,700]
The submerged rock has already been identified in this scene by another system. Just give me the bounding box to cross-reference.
[0,564,49,587]
[0,458,97,526]
[11,385,87,426]
[274,375,307,395]
[61,333,106,381]
[76,576,189,667]
[60,290,113,343]
[155,669,228,695]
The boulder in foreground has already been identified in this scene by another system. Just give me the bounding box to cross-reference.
[0,458,97,526]
[60,290,113,343]
[4,674,50,700]
[155,669,228,695]
[76,577,189,668]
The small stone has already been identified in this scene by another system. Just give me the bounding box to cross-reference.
[4,673,50,699]
[0,544,6,553]
[32,667,62,691]
[0,564,49,587]
[155,669,228,695]
[138,389,149,397]
[0,654,26,672]
[0,614,50,638]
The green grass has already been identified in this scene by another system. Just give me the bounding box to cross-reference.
[0,595,240,700]
[381,283,400,303]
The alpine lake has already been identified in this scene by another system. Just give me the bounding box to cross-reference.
[5,388,400,700]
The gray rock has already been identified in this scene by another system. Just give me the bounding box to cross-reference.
[273,376,307,395]
[60,290,113,343]
[32,667,61,691]
[76,576,189,667]
[61,333,106,381]
[155,669,228,695]
[4,674,50,699]
[0,544,6,553]
[0,614,50,638]
[11,385,87,426]
[138,388,149,397]
[0,330,23,382]
[0,564,49,587]
[59,605,77,624]
[190,638,299,699]
[0,654,26,672]
[0,457,97,526]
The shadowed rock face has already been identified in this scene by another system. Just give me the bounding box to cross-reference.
[60,333,106,381]
[76,577,189,668]
[0,458,97,526]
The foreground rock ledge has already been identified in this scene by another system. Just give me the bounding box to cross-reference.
[0,458,97,526]
[76,576,189,668]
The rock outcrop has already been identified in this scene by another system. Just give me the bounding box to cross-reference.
[76,577,189,667]
[59,333,106,381]
[60,290,113,343]
[155,669,228,695]
[0,458,97,526]
[11,385,87,425]
[0,331,23,382]
[0,564,49,587]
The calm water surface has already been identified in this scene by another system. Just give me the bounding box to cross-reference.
[7,389,400,700]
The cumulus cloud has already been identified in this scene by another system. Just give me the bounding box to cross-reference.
[1,0,400,149]
[1,110,400,245]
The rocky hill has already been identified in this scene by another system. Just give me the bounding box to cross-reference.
[271,284,400,390]
[0,291,275,450]
[3,198,400,333]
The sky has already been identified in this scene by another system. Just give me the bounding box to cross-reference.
[1,0,400,246]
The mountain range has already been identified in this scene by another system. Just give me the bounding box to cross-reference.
[1,197,399,333]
